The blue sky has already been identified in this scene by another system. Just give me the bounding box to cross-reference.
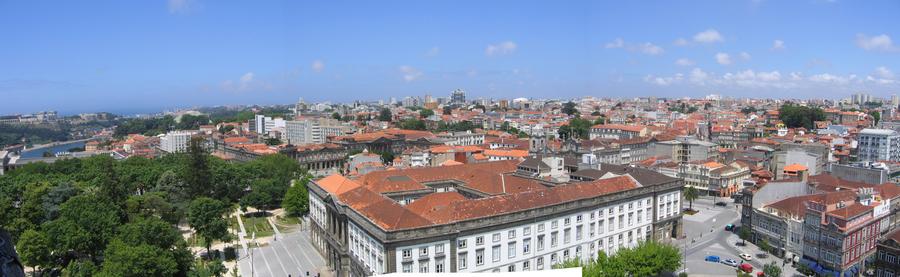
[1,0,898,114]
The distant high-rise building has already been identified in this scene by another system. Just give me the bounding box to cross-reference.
[892,94,899,108]
[451,89,466,106]
[294,97,307,115]
[285,118,344,145]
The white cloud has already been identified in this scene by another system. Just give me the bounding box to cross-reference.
[239,72,254,90]
[311,60,325,73]
[739,52,752,61]
[772,39,785,50]
[426,47,440,57]
[675,58,695,66]
[605,38,625,48]
[689,68,709,85]
[168,0,194,14]
[485,41,517,56]
[693,29,724,43]
[399,66,423,82]
[856,34,896,51]
[715,53,732,65]
[645,68,885,90]
[875,66,895,79]
[673,38,689,46]
[635,43,664,55]
[605,39,664,55]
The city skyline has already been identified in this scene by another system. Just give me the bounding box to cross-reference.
[2,0,899,114]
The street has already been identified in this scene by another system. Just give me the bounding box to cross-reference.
[238,223,330,277]
[678,197,803,277]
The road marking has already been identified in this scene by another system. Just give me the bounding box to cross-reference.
[258,243,276,277]
[269,243,291,276]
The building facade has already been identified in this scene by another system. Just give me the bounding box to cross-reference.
[307,159,683,277]
[858,129,900,162]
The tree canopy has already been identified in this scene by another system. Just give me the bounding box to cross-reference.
[556,240,682,276]
[778,104,825,129]
[562,101,579,116]
[558,117,593,140]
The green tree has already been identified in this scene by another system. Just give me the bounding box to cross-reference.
[443,106,452,115]
[189,259,227,277]
[758,238,771,254]
[556,241,681,276]
[331,112,341,121]
[736,269,753,277]
[264,137,281,146]
[17,229,51,273]
[778,104,825,129]
[739,226,751,245]
[184,137,213,198]
[63,259,98,277]
[379,108,392,122]
[562,101,578,116]
[419,109,434,118]
[796,263,815,276]
[188,197,231,256]
[124,192,181,224]
[763,262,782,277]
[44,194,122,263]
[557,117,592,140]
[97,240,178,277]
[283,176,311,217]
[683,186,699,211]
[400,119,427,130]
[869,110,881,125]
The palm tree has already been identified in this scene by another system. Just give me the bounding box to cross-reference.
[683,186,699,211]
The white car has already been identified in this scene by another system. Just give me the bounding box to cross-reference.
[739,253,753,261]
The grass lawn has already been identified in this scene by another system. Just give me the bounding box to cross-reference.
[242,215,275,238]
[274,215,301,233]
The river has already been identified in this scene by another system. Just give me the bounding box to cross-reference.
[20,141,88,159]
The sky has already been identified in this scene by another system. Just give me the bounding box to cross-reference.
[1,0,899,115]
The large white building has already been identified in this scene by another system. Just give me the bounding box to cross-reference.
[253,114,286,135]
[857,128,900,162]
[307,158,683,276]
[284,118,345,146]
[159,130,197,153]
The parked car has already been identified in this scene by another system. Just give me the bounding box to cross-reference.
[721,259,740,267]
[725,224,735,231]
[739,253,753,260]
[715,201,728,207]
[739,263,753,273]
[705,255,721,263]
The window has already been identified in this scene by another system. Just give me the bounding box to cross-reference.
[538,223,545,232]
[458,239,467,249]
[637,212,642,224]
[628,212,633,226]
[537,235,545,251]
[552,220,558,229]
[524,226,531,236]
[508,242,516,258]
[608,217,615,231]
[476,249,485,265]
[576,226,583,240]
[509,230,516,239]
[402,249,412,259]
[618,215,624,229]
[419,261,429,273]
[551,232,558,247]
[476,236,484,246]
[576,246,582,257]
[420,247,428,257]
[436,244,444,254]
[637,200,643,208]
[551,253,558,264]
[576,215,583,223]
[564,217,571,226]
[403,263,412,273]
[628,203,633,210]
[458,254,467,269]
[590,211,595,220]
[508,265,516,272]
[564,228,571,243]
[436,259,445,273]
[618,205,624,213]
[590,223,596,237]
[599,219,605,234]
[493,233,501,242]
[523,238,531,254]
[523,260,531,271]
[563,249,570,260]
[492,246,501,262]
[537,257,544,269]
